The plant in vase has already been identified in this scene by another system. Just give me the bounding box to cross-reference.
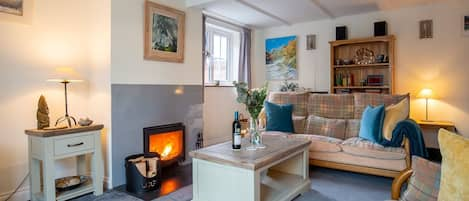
[234,82,268,150]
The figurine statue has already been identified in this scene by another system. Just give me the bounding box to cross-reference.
[37,95,50,129]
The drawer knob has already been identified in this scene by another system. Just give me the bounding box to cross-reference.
[67,142,84,147]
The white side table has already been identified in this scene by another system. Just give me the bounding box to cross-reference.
[25,125,104,201]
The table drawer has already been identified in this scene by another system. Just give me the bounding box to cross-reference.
[54,134,94,156]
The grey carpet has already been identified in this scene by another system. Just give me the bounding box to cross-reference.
[72,167,393,201]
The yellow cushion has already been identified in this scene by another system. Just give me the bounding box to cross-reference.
[438,129,469,201]
[382,98,409,140]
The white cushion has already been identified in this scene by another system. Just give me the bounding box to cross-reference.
[382,98,409,140]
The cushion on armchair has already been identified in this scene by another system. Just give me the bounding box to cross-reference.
[399,156,441,201]
[438,129,469,201]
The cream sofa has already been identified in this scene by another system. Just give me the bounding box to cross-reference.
[261,92,411,178]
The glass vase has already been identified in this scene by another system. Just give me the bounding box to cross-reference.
[246,117,266,150]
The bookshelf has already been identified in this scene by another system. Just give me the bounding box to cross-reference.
[330,35,395,94]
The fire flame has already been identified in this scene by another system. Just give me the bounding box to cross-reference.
[148,130,183,161]
[161,144,173,158]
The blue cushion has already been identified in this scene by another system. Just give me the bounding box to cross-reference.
[358,104,385,143]
[264,101,294,133]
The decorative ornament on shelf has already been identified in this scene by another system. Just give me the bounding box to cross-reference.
[234,82,268,150]
[354,48,375,65]
[37,95,50,129]
[78,118,93,127]
[418,88,434,122]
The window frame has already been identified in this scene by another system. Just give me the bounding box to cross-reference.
[204,22,240,87]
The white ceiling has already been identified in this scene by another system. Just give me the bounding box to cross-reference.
[187,0,446,28]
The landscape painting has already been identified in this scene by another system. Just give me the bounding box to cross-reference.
[265,36,297,80]
[144,1,185,63]
[0,0,23,16]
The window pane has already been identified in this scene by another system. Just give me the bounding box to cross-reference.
[213,35,221,58]
[220,36,227,60]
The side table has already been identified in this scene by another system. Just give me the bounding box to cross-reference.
[25,125,104,201]
[416,120,456,162]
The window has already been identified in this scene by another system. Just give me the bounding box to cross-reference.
[204,21,241,86]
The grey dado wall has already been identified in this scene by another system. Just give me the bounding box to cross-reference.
[111,84,203,187]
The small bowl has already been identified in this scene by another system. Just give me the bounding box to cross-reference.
[342,59,353,65]
[78,119,93,126]
[55,175,89,192]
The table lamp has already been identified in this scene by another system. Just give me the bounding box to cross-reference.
[418,88,433,122]
[47,67,83,127]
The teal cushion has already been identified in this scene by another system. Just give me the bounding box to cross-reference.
[264,101,294,133]
[358,104,385,143]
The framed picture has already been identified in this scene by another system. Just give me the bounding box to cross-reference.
[265,36,297,80]
[464,15,469,36]
[306,34,316,50]
[0,0,33,24]
[419,19,433,39]
[144,0,185,63]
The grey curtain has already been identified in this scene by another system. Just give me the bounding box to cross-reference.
[238,27,252,88]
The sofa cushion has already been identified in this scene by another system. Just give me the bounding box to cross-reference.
[358,104,385,143]
[264,101,294,133]
[305,115,346,139]
[383,98,409,141]
[292,116,306,134]
[399,156,441,201]
[341,137,406,160]
[438,129,469,201]
[268,92,308,116]
[307,94,354,119]
[345,119,361,139]
[289,134,343,153]
[353,93,409,119]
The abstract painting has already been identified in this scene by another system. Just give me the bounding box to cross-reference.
[144,0,185,63]
[0,0,22,16]
[266,36,297,80]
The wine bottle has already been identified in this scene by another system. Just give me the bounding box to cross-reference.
[232,111,241,149]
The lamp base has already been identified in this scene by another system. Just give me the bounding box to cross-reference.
[56,115,77,128]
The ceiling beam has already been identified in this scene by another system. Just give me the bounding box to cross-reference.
[235,0,291,26]
[309,0,335,19]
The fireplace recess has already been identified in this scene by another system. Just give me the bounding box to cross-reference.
[143,123,185,167]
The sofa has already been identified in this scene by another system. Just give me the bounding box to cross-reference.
[261,92,411,178]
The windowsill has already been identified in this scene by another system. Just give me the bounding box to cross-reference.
[204,83,235,88]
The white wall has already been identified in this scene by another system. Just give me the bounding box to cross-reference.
[111,0,203,85]
[253,0,469,137]
[0,0,111,200]
[203,87,246,146]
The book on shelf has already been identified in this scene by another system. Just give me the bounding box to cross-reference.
[364,89,382,93]
[336,89,352,94]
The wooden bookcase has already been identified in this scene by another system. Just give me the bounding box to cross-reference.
[330,35,395,94]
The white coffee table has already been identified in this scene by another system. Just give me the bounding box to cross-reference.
[190,135,311,201]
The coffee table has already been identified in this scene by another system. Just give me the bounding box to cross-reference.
[190,135,311,201]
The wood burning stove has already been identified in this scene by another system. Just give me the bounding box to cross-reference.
[143,123,185,167]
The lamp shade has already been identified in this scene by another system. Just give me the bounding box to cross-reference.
[418,88,433,99]
[47,67,84,83]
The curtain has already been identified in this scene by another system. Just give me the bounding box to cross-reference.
[238,27,252,88]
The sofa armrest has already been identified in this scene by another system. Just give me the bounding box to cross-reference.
[391,168,413,200]
[404,137,411,168]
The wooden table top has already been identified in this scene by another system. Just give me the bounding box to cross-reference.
[416,120,455,128]
[189,135,310,170]
[25,124,104,137]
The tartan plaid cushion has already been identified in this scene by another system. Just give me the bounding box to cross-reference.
[345,119,361,138]
[305,115,346,139]
[292,116,306,134]
[353,93,409,119]
[400,156,441,201]
[268,92,308,116]
[308,94,354,119]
